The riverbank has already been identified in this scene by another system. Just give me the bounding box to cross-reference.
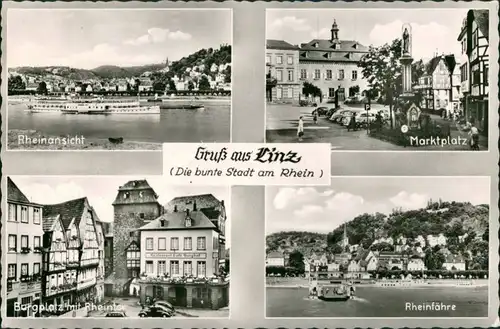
[266,277,489,288]
[8,129,162,150]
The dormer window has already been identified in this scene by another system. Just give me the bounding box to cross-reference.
[185,218,192,227]
[123,192,130,199]
[332,44,338,50]
[314,42,319,48]
[353,43,358,49]
[139,191,143,198]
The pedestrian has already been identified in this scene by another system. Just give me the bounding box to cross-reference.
[313,112,318,125]
[297,116,304,141]
[469,123,479,150]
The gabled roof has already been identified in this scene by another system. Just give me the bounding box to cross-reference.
[267,251,284,258]
[7,177,32,204]
[425,55,457,75]
[43,197,87,230]
[43,214,60,232]
[138,210,216,231]
[471,10,489,41]
[266,39,300,51]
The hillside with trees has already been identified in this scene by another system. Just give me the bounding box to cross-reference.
[266,201,489,271]
[9,44,232,83]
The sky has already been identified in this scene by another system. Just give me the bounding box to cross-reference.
[267,9,472,61]
[7,9,232,69]
[10,176,232,248]
[266,177,490,235]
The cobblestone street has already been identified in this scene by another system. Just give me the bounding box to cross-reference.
[266,103,488,151]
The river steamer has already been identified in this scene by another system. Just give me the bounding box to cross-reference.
[26,100,160,114]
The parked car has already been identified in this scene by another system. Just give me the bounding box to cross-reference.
[153,301,175,313]
[341,110,364,126]
[357,112,377,125]
[138,306,173,318]
[329,110,351,123]
[312,107,329,116]
[105,311,127,317]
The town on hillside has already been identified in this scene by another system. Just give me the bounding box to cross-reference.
[266,200,489,280]
[8,45,232,97]
[6,177,230,318]
[266,9,489,150]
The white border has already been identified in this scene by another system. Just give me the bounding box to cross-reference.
[263,7,494,154]
[263,176,493,319]
[1,175,233,320]
[4,7,234,152]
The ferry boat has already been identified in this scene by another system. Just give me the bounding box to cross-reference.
[26,99,160,115]
[308,277,354,302]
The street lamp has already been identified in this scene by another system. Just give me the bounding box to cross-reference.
[364,93,371,134]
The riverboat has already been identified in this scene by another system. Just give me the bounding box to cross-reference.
[374,279,429,287]
[26,99,160,114]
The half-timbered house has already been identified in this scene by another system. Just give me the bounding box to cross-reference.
[44,197,102,306]
[460,9,489,135]
[42,214,75,309]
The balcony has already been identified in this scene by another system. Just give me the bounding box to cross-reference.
[77,277,96,290]
[80,258,99,268]
[47,282,76,296]
[20,247,31,254]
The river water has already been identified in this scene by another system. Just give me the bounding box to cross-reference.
[266,286,488,317]
[8,99,231,143]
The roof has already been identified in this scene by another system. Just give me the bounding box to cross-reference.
[43,197,87,230]
[113,180,159,205]
[43,214,60,232]
[7,177,31,204]
[138,210,216,231]
[471,10,489,41]
[354,250,371,262]
[301,39,368,52]
[165,194,224,220]
[266,39,300,51]
[445,254,464,263]
[299,39,368,63]
[99,221,113,237]
[424,56,452,75]
[267,251,284,258]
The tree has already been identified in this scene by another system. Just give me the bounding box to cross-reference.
[37,81,48,95]
[8,75,26,91]
[358,38,425,129]
[224,66,231,83]
[198,75,211,91]
[134,79,141,92]
[153,81,166,92]
[187,80,195,91]
[168,80,177,92]
[302,81,322,103]
[288,250,305,273]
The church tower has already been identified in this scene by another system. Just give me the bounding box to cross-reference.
[330,19,339,42]
[111,180,162,296]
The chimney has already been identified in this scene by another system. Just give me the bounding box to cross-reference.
[174,205,177,212]
[186,208,190,216]
[193,201,197,211]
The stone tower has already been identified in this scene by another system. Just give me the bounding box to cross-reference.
[331,19,339,42]
[111,179,162,296]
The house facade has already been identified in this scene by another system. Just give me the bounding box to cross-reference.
[298,20,369,101]
[414,54,460,115]
[266,251,285,267]
[266,39,301,103]
[137,203,229,310]
[6,178,44,317]
[460,9,489,135]
[43,197,104,306]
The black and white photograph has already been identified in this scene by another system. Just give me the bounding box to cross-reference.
[266,9,490,151]
[5,176,230,318]
[266,177,490,317]
[6,9,232,150]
